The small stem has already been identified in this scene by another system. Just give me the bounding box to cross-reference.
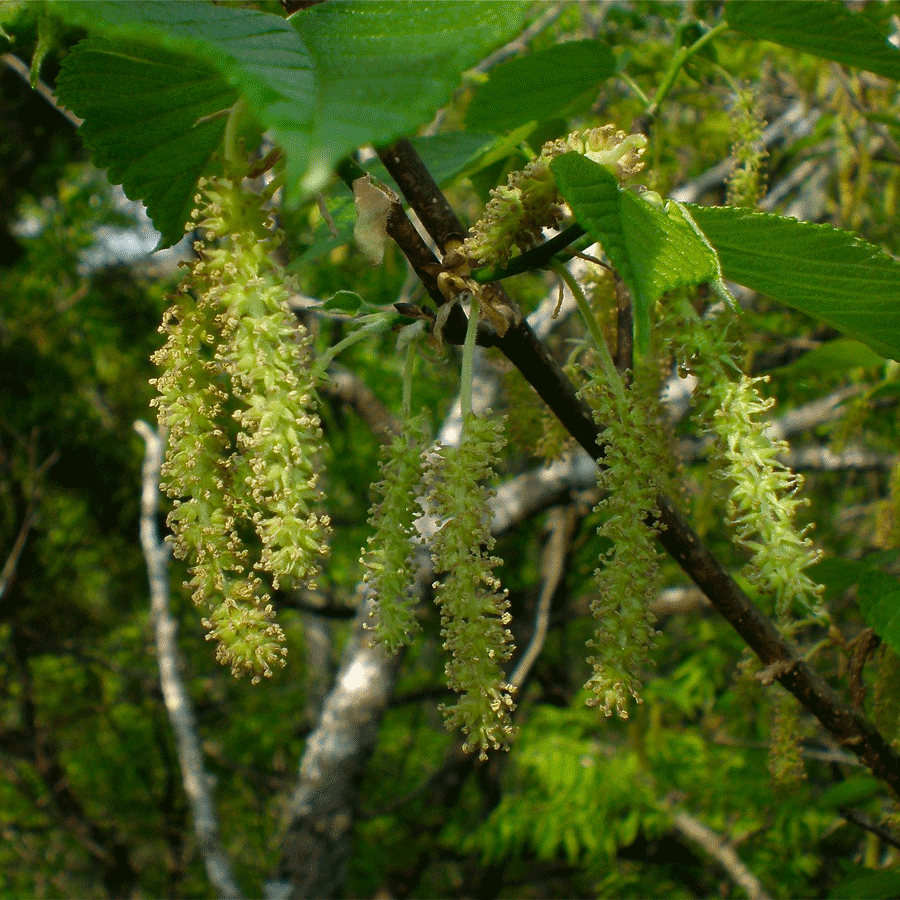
[470,223,587,283]
[460,296,480,421]
[314,323,388,379]
[620,72,650,106]
[222,98,248,169]
[646,21,728,117]
[551,261,625,408]
[401,339,416,421]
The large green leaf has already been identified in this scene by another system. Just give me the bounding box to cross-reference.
[687,206,900,362]
[465,39,617,133]
[51,0,527,245]
[857,571,900,656]
[551,153,718,353]
[53,0,315,247]
[292,1,527,193]
[811,555,900,655]
[769,339,886,376]
[725,0,900,82]
[53,1,316,126]
[54,39,236,248]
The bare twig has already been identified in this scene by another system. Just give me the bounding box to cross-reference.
[838,806,900,852]
[134,421,244,900]
[471,6,564,74]
[672,811,772,900]
[1,53,83,127]
[509,505,576,693]
[0,446,59,603]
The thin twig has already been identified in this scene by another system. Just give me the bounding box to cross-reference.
[0,448,59,602]
[1,53,83,127]
[509,506,576,693]
[838,806,900,852]
[672,811,773,900]
[134,421,244,900]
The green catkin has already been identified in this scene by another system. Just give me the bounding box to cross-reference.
[559,262,667,717]
[465,125,647,267]
[582,369,668,717]
[710,374,823,620]
[662,297,824,622]
[726,88,768,209]
[769,688,806,787]
[426,412,516,758]
[363,412,431,652]
[662,296,823,781]
[151,171,329,682]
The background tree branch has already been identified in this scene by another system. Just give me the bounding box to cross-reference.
[134,421,244,900]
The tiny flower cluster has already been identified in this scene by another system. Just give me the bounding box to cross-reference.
[152,172,329,682]
[362,413,431,651]
[465,125,647,267]
[581,372,667,717]
[423,413,516,758]
[664,299,823,622]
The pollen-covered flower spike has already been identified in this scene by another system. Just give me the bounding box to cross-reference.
[465,125,647,267]
[581,370,667,718]
[662,297,824,624]
[151,169,330,681]
[424,412,516,759]
[362,412,431,652]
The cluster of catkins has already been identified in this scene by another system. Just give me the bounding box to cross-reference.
[153,119,822,759]
[363,407,515,758]
[465,125,647,266]
[152,172,329,683]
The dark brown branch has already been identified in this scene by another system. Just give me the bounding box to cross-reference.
[838,806,900,852]
[378,138,468,249]
[615,274,634,374]
[376,137,900,799]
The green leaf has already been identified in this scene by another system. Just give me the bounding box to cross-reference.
[323,291,363,314]
[53,0,315,247]
[810,557,873,598]
[810,556,900,654]
[817,775,883,808]
[829,866,900,900]
[551,153,718,353]
[55,38,238,248]
[856,572,900,654]
[725,0,900,82]
[53,0,316,112]
[770,339,885,377]
[687,206,900,362]
[292,0,528,194]
[287,192,357,270]
[465,39,616,133]
[51,0,526,239]
[411,131,499,186]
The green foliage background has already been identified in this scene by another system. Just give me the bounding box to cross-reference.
[1,1,900,898]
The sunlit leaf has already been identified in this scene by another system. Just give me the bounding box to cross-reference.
[688,206,900,362]
[726,0,900,82]
[551,153,718,353]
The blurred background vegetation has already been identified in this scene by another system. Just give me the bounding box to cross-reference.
[1,1,900,897]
